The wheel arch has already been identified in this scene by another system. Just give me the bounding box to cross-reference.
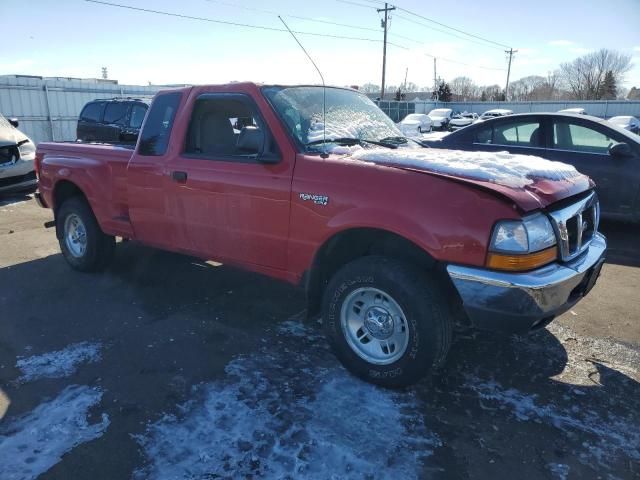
[304,227,457,319]
[52,180,90,239]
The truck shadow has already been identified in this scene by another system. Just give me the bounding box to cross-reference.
[599,219,640,267]
[1,242,638,479]
[0,193,32,207]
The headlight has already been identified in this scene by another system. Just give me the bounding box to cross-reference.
[487,213,557,271]
[18,141,36,161]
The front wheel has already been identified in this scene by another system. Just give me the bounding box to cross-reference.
[57,197,115,272]
[322,256,452,388]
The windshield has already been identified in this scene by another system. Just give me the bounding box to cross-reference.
[404,114,423,121]
[262,86,402,151]
[428,109,451,116]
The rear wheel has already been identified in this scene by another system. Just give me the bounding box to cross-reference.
[57,197,115,272]
[322,256,452,388]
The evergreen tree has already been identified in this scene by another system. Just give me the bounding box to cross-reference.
[436,80,452,102]
[601,70,617,99]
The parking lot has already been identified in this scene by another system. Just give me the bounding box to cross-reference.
[0,195,638,479]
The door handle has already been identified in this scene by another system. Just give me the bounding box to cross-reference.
[171,171,188,184]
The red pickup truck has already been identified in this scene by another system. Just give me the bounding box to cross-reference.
[35,83,606,387]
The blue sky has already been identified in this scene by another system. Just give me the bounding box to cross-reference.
[3,0,639,89]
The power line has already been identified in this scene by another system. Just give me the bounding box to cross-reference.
[85,0,383,43]
[392,13,505,51]
[84,0,506,75]
[204,0,381,33]
[356,0,511,49]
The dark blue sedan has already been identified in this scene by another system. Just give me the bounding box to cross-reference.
[424,112,640,221]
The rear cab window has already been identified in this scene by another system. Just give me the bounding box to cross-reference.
[79,102,105,123]
[138,92,182,156]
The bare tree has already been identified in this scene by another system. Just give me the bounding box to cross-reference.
[450,76,477,101]
[360,83,381,94]
[559,49,633,100]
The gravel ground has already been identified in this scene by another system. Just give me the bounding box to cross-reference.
[0,195,638,480]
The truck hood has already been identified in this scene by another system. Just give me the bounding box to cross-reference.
[349,147,592,212]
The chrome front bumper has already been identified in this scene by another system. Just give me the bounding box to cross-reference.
[446,233,607,333]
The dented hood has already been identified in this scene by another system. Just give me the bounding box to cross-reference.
[349,147,592,212]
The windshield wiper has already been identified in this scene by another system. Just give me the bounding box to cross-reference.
[378,136,428,148]
[305,137,397,149]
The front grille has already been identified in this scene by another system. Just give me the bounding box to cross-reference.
[0,146,18,166]
[548,191,600,261]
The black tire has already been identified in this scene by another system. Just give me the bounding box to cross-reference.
[322,256,452,388]
[56,196,115,272]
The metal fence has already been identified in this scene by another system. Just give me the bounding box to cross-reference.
[379,99,640,121]
[3,75,640,144]
[0,75,164,145]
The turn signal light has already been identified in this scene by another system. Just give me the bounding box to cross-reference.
[486,246,558,272]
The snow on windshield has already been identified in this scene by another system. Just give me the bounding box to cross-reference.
[306,106,400,144]
[349,148,581,188]
[263,86,401,148]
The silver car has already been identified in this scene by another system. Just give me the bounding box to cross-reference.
[0,114,36,195]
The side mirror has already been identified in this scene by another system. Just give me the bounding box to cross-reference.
[8,117,19,128]
[609,142,633,158]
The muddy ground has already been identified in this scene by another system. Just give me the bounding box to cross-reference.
[0,195,638,479]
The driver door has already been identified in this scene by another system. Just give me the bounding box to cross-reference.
[545,119,638,217]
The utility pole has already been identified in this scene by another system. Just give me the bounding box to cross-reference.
[504,48,517,100]
[378,3,395,100]
[433,58,438,101]
[403,67,408,90]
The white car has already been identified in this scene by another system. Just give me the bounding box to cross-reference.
[449,112,479,130]
[427,108,453,130]
[0,115,37,195]
[558,108,586,115]
[479,109,513,121]
[397,113,432,136]
[608,116,640,135]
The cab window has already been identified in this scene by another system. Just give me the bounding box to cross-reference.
[138,93,181,156]
[184,94,277,161]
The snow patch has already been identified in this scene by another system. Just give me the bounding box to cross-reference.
[350,148,581,188]
[466,378,640,468]
[0,385,109,480]
[134,321,438,479]
[16,342,102,383]
[548,463,570,480]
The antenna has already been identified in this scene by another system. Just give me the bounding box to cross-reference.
[278,16,328,158]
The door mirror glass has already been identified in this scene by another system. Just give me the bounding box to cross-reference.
[8,117,19,128]
[609,142,633,158]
